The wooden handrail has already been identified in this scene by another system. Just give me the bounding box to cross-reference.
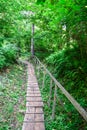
[33,56,87,121]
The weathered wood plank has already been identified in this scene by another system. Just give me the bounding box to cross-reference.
[26,107,43,114]
[27,91,40,94]
[26,93,41,97]
[22,123,45,130]
[26,97,42,102]
[27,88,39,91]
[34,123,45,130]
[22,123,34,130]
[26,102,44,107]
[24,114,44,122]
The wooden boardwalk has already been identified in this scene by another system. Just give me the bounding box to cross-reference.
[22,62,45,130]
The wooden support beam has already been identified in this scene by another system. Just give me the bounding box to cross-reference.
[52,85,57,120]
[48,79,53,107]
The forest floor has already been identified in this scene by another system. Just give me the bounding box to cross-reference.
[0,64,27,130]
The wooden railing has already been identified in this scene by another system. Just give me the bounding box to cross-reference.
[33,56,87,121]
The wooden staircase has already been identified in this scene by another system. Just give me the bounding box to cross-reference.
[22,62,45,130]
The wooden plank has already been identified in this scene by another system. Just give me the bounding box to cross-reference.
[27,85,39,87]
[35,107,43,114]
[34,114,44,122]
[24,114,34,122]
[24,114,44,122]
[26,102,44,107]
[27,88,40,91]
[27,82,38,84]
[27,88,39,91]
[27,90,40,94]
[22,123,45,130]
[26,97,42,102]
[22,123,34,130]
[28,78,37,80]
[34,123,45,130]
[27,91,40,94]
[26,107,35,113]
[26,93,41,97]
[26,107,43,114]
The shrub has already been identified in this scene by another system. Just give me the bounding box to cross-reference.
[0,50,6,68]
[46,46,87,99]
[0,44,18,69]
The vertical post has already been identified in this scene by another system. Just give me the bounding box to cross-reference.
[37,63,40,78]
[52,84,57,120]
[31,23,34,58]
[0,76,3,87]
[42,70,46,88]
[48,79,53,107]
[34,58,37,70]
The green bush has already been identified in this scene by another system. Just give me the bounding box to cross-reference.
[0,52,6,68]
[0,44,18,69]
[45,46,87,129]
[46,46,87,99]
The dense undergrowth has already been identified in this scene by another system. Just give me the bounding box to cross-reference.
[35,62,87,130]
[0,64,27,130]
[46,45,87,107]
[0,44,18,69]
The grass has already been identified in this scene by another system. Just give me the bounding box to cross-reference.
[0,64,27,130]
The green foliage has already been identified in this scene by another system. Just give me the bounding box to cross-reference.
[2,44,18,62]
[0,53,6,69]
[0,44,18,69]
[37,0,46,4]
[36,67,87,130]
[0,64,26,130]
[46,45,87,101]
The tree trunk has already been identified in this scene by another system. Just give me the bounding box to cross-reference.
[31,23,34,58]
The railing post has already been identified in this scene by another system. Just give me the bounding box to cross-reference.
[42,70,46,88]
[36,58,38,65]
[37,63,40,78]
[0,76,3,87]
[48,79,53,107]
[52,84,57,120]
[34,57,36,64]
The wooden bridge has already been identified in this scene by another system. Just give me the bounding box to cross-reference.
[21,56,87,130]
[22,61,45,130]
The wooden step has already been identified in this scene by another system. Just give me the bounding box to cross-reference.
[26,93,41,97]
[27,88,39,91]
[22,123,45,130]
[22,63,45,130]
[26,97,42,102]
[26,102,44,107]
[27,90,40,94]
[24,113,44,122]
[26,107,43,114]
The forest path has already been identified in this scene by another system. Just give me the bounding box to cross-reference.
[22,61,45,130]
